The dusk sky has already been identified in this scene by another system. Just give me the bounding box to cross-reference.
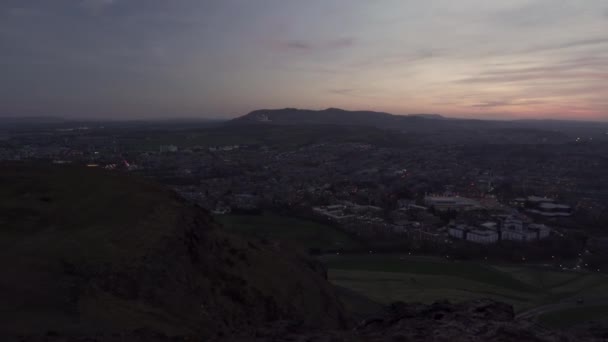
[1,0,607,120]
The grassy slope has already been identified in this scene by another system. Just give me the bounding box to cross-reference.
[0,162,186,333]
[0,162,349,337]
[216,212,363,251]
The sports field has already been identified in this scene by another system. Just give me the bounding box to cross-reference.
[322,254,608,325]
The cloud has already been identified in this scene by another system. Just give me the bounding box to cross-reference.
[470,99,546,109]
[351,49,443,69]
[456,56,608,84]
[458,72,608,84]
[327,37,354,49]
[524,37,608,53]
[329,88,356,95]
[489,1,574,28]
[273,37,354,52]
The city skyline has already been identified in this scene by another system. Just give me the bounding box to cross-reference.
[1,0,607,120]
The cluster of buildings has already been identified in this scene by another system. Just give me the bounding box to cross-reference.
[4,123,606,254]
[448,215,551,245]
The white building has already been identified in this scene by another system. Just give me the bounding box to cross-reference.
[467,229,499,244]
[503,216,524,231]
[501,229,537,241]
[448,224,498,244]
[448,217,550,244]
[500,215,551,241]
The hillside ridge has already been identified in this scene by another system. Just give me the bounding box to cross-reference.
[0,162,347,339]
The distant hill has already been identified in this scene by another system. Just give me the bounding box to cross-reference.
[230,108,444,127]
[229,108,571,144]
[0,162,347,339]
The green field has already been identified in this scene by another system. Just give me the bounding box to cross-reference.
[538,305,608,328]
[215,213,608,327]
[322,254,608,323]
[215,212,363,251]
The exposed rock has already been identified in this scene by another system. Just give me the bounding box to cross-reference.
[219,299,591,342]
[353,299,585,342]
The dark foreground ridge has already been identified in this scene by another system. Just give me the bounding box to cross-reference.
[19,300,608,341]
[0,162,346,340]
[2,163,604,341]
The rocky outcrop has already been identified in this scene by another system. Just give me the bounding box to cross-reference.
[356,299,551,342]
[219,299,594,342]
[86,213,349,338]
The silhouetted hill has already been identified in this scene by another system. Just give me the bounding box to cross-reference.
[231,108,443,128]
[0,162,347,339]
[229,108,571,144]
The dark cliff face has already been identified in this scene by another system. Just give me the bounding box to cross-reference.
[87,210,349,337]
[0,162,347,339]
[221,299,593,342]
[21,300,601,342]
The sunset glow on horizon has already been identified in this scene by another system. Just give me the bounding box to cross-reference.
[1,0,607,121]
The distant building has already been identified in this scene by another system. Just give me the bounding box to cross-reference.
[527,223,551,240]
[467,229,499,244]
[424,195,480,212]
[208,145,240,152]
[517,196,572,217]
[501,228,538,242]
[313,205,355,223]
[448,224,498,244]
[160,145,178,153]
[448,216,550,244]
[500,215,550,241]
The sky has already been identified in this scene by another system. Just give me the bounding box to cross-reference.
[0,0,607,120]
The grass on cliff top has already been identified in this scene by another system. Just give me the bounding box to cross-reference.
[0,161,183,263]
[216,212,363,251]
[0,161,195,334]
